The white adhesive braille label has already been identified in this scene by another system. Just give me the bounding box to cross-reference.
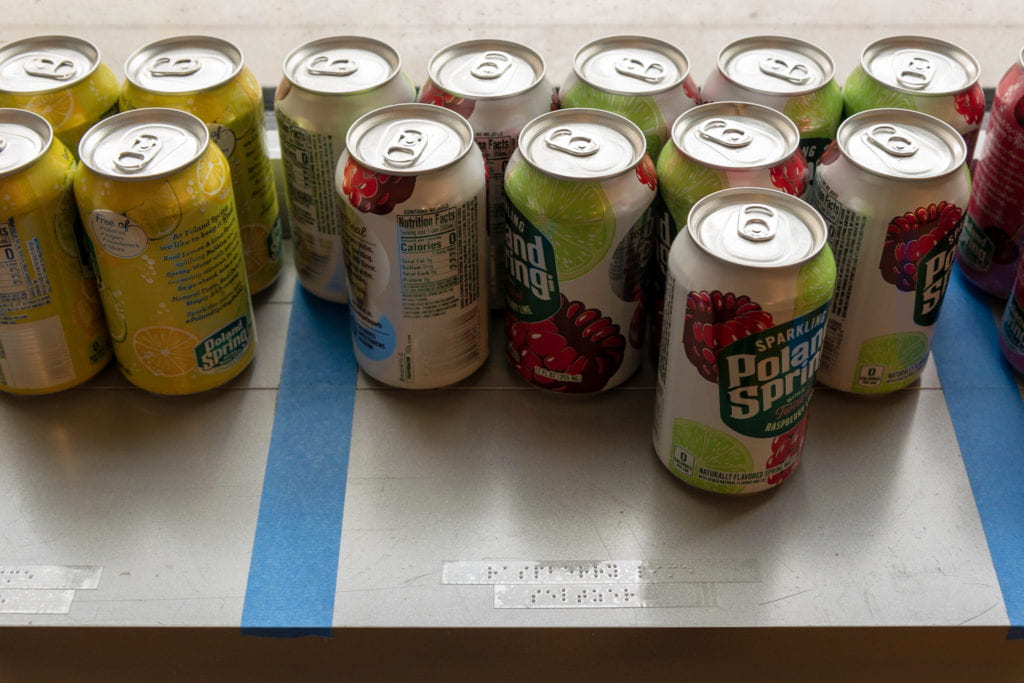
[0,565,103,590]
[442,559,761,584]
[494,583,719,609]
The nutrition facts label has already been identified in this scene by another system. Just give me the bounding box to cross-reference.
[276,110,341,238]
[814,179,865,320]
[0,219,51,315]
[398,197,481,318]
[0,316,74,389]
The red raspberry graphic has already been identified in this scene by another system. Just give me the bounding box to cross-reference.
[341,158,417,215]
[505,296,626,393]
[879,202,964,292]
[953,86,985,126]
[1015,95,1024,129]
[769,152,808,197]
[818,140,841,167]
[683,291,774,383]
[635,155,657,191]
[419,80,476,119]
[766,414,809,485]
[682,76,701,106]
[983,225,1021,265]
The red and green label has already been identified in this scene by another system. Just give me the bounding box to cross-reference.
[717,303,829,438]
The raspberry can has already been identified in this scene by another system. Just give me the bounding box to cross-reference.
[503,108,657,393]
[700,36,842,181]
[0,35,120,154]
[419,39,555,308]
[336,103,487,389]
[0,109,110,394]
[75,108,256,395]
[811,109,970,394]
[120,36,282,295]
[956,47,1024,298]
[1000,259,1024,374]
[652,101,809,353]
[276,36,416,303]
[652,188,834,495]
[842,36,985,162]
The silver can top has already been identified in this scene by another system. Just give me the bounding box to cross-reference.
[0,109,52,177]
[687,187,827,268]
[860,36,980,96]
[124,35,243,94]
[283,36,402,95]
[78,108,209,181]
[572,35,690,96]
[428,39,545,99]
[837,108,966,180]
[517,108,646,181]
[671,101,799,170]
[716,36,834,96]
[346,103,475,175]
[0,35,101,94]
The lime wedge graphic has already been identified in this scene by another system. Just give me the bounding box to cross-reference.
[670,419,754,494]
[123,181,182,240]
[842,67,915,118]
[100,288,128,343]
[505,161,615,280]
[793,246,836,317]
[656,148,727,226]
[783,80,842,138]
[562,81,666,158]
[853,331,929,393]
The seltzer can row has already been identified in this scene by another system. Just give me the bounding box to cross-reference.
[276,36,417,303]
[337,103,488,389]
[0,109,110,394]
[419,39,555,308]
[120,36,283,294]
[653,188,835,494]
[75,108,256,394]
[811,109,970,394]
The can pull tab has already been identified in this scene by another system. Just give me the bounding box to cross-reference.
[698,119,753,148]
[896,54,935,90]
[307,55,359,77]
[759,56,811,85]
[544,128,600,157]
[865,124,919,157]
[737,204,778,242]
[614,56,666,84]
[470,51,513,80]
[0,137,6,155]
[383,128,426,167]
[113,133,163,173]
[148,56,202,78]
[24,55,78,81]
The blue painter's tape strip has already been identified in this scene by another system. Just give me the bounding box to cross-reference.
[932,270,1024,639]
[242,284,357,637]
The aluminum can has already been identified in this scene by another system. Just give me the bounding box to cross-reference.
[0,109,110,394]
[0,35,119,155]
[504,108,656,393]
[75,109,255,394]
[1000,259,1024,374]
[120,36,282,295]
[956,48,1024,298]
[843,36,984,162]
[419,39,555,308]
[653,188,834,494]
[336,104,487,389]
[811,109,970,394]
[701,36,842,180]
[276,36,416,303]
[652,101,808,354]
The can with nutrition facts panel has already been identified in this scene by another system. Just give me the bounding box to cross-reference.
[419,39,555,308]
[0,109,110,394]
[276,36,417,303]
[336,103,488,389]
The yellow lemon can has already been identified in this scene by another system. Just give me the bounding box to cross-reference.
[0,109,111,394]
[120,36,282,294]
[0,35,120,155]
[74,108,255,394]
